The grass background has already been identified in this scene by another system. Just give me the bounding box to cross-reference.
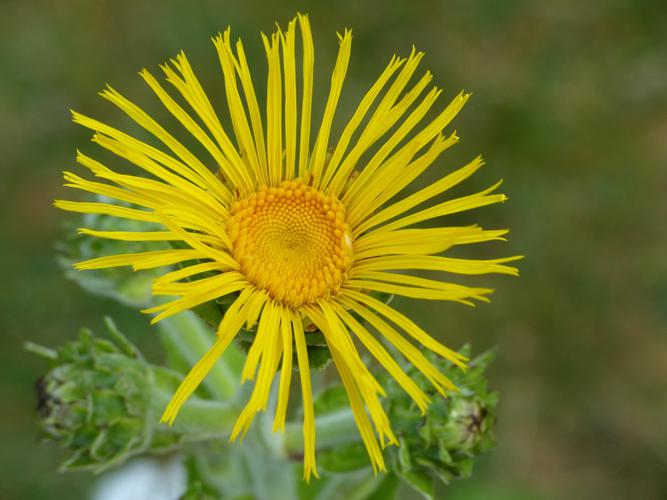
[1,0,666,498]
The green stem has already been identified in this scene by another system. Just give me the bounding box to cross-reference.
[149,376,360,454]
[151,389,239,440]
[283,409,360,454]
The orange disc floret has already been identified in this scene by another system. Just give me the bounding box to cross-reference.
[226,179,353,307]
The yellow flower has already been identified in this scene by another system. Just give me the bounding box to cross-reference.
[56,14,520,480]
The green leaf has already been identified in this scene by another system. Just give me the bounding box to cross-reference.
[397,470,435,500]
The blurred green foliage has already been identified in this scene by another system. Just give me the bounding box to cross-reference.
[1,0,666,499]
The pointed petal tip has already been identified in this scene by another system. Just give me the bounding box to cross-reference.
[159,413,175,427]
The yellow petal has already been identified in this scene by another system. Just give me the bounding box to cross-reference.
[297,13,314,178]
[160,288,256,425]
[273,307,293,432]
[332,302,431,413]
[291,311,319,480]
[309,29,352,186]
[339,295,459,395]
[341,289,468,368]
[280,19,298,181]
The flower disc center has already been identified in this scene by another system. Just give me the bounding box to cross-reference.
[227,179,353,307]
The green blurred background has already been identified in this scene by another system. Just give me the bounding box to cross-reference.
[2,0,666,498]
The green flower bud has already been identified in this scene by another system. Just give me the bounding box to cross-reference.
[304,346,498,499]
[385,347,498,497]
[28,319,185,473]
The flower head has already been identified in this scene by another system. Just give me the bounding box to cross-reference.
[56,13,519,480]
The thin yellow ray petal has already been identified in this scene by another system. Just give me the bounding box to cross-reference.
[292,311,319,480]
[338,79,438,201]
[345,90,471,210]
[245,291,269,330]
[98,86,231,201]
[354,254,522,277]
[355,48,425,143]
[231,320,282,441]
[352,145,478,230]
[297,13,314,178]
[354,226,509,258]
[338,295,459,395]
[161,288,255,425]
[161,337,228,426]
[327,49,427,196]
[263,31,283,185]
[273,307,293,432]
[75,149,113,176]
[140,67,250,186]
[357,156,485,234]
[72,248,203,271]
[151,270,242,296]
[147,270,244,302]
[234,37,268,181]
[73,112,212,193]
[377,67,433,131]
[151,203,231,248]
[254,328,283,411]
[309,303,395,447]
[365,185,506,236]
[155,211,237,268]
[149,275,247,323]
[79,226,222,251]
[77,228,176,242]
[341,289,468,368]
[326,336,386,473]
[320,55,405,190]
[152,261,227,288]
[241,300,278,382]
[64,166,211,221]
[75,125,231,209]
[305,305,383,395]
[54,200,158,223]
[134,251,208,271]
[213,30,261,176]
[346,139,423,228]
[346,279,489,304]
[364,48,426,131]
[351,270,494,298]
[63,171,156,210]
[306,306,382,456]
[359,132,460,215]
[281,19,298,180]
[94,168,226,224]
[81,137,230,216]
[344,85,442,204]
[331,302,431,413]
[309,29,352,186]
[161,53,254,190]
